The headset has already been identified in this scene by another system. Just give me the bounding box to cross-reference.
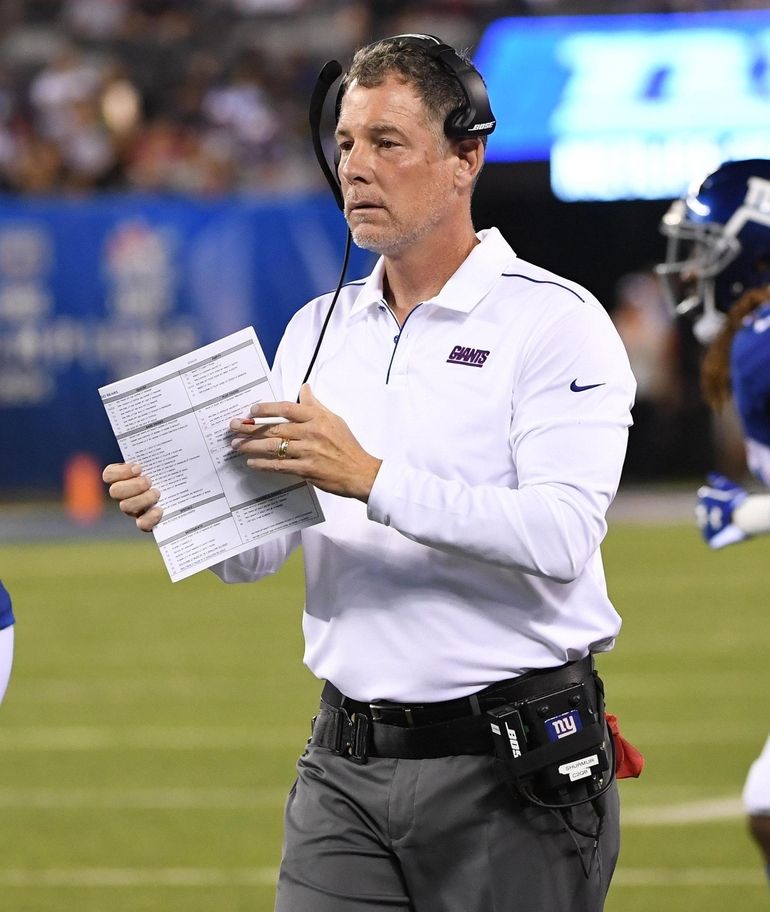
[299,35,496,392]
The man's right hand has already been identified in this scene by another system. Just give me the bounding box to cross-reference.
[102,463,163,532]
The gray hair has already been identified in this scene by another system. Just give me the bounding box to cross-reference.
[342,38,485,148]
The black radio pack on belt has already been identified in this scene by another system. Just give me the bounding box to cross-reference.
[487,677,613,810]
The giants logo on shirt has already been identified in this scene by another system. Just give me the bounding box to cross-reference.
[446,345,490,367]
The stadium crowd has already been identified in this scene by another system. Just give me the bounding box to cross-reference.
[0,0,765,196]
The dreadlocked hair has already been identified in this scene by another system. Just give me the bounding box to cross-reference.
[700,285,770,410]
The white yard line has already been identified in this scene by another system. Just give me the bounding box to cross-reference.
[0,867,278,887]
[0,726,304,750]
[0,865,763,889]
[0,787,745,823]
[613,867,765,887]
[0,786,287,809]
[622,795,745,825]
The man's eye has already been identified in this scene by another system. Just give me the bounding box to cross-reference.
[379,139,398,149]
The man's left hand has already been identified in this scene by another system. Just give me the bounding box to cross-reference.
[229,384,382,502]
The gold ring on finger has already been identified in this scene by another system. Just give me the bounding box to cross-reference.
[277,438,290,459]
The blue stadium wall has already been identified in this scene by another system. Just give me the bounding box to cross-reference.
[0,193,374,491]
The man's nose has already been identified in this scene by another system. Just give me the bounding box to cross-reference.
[339,144,372,184]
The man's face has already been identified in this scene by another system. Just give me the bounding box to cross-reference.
[335,75,458,257]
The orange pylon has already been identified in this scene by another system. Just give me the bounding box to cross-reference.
[63,453,105,525]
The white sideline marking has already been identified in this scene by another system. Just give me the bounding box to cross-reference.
[0,866,763,889]
[0,726,304,751]
[0,867,278,887]
[613,867,765,887]
[623,796,744,825]
[0,787,287,809]
[0,788,745,821]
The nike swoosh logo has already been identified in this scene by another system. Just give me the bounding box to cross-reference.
[570,379,606,392]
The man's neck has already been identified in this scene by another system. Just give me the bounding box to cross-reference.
[382,227,480,324]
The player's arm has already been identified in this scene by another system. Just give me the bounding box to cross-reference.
[368,304,634,582]
[0,581,14,704]
[0,625,13,704]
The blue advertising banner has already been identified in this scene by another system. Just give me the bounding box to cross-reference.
[0,193,373,491]
[475,9,770,200]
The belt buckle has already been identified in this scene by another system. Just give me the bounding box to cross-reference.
[370,702,416,727]
[335,707,369,764]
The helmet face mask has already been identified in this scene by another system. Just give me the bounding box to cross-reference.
[655,159,770,344]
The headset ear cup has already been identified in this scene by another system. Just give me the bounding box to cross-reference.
[444,107,467,139]
[309,59,345,210]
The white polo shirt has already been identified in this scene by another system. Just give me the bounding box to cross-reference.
[214,228,636,702]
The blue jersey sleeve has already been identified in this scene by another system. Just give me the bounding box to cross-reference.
[0,580,14,629]
[731,303,770,448]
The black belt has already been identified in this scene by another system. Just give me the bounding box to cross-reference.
[311,656,597,763]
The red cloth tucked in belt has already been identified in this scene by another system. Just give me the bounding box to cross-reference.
[606,713,644,778]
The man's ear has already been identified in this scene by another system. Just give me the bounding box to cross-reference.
[453,138,484,189]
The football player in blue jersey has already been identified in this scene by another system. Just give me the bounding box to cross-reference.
[0,580,15,704]
[656,157,770,883]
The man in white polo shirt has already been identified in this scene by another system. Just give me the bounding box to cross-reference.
[104,34,637,912]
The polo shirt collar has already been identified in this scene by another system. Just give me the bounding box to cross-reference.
[349,227,517,317]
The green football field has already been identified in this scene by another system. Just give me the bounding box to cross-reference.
[0,520,767,912]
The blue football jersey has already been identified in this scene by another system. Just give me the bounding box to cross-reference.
[731,302,770,448]
[0,580,13,630]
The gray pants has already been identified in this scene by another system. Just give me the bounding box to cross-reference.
[275,743,620,912]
